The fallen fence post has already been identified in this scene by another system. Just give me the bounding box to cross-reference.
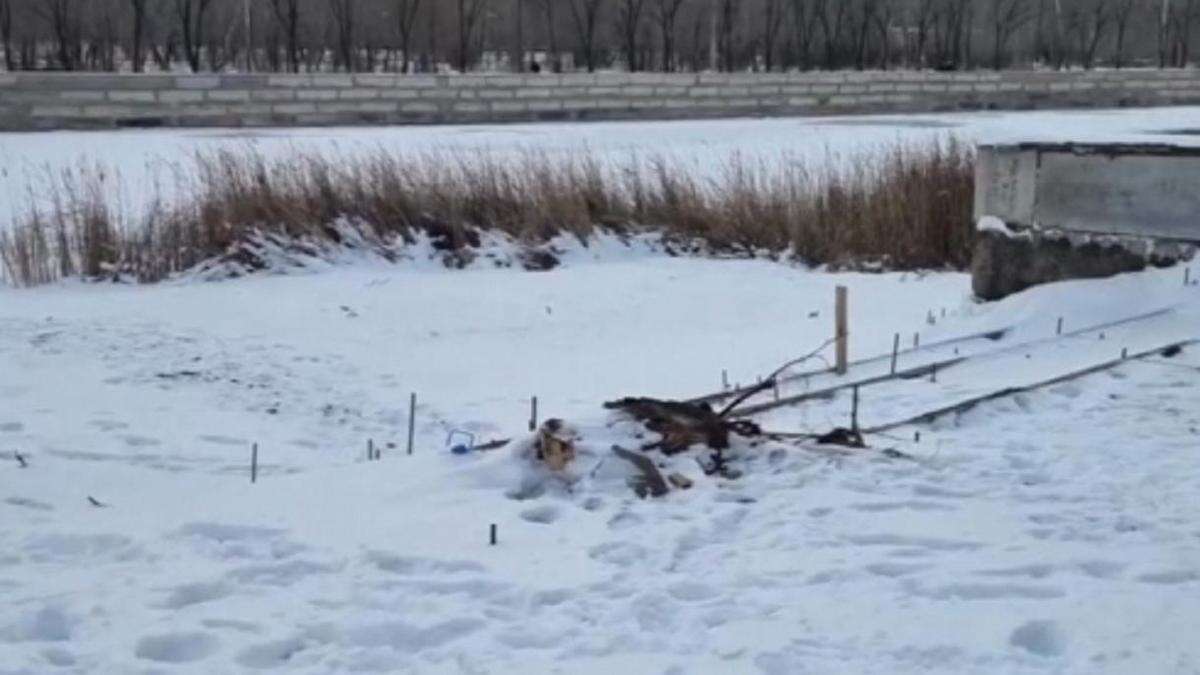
[407,393,417,456]
[835,286,849,375]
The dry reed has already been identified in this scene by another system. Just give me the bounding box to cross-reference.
[0,139,975,287]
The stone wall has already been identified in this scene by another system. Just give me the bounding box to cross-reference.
[3,69,1200,131]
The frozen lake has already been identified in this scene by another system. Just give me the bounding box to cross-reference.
[4,106,1200,228]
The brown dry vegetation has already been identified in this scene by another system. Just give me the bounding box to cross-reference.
[0,139,975,287]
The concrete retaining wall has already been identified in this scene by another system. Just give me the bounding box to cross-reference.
[3,69,1200,131]
[976,143,1200,242]
[972,142,1199,300]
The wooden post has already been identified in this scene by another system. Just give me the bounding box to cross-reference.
[368,439,376,461]
[1121,347,1128,359]
[835,285,848,375]
[721,369,729,391]
[529,396,538,432]
[489,523,498,546]
[1186,267,1191,286]
[1056,317,1063,336]
[850,385,860,432]
[889,333,900,375]
[251,443,258,484]
[913,332,920,349]
[930,362,938,383]
[406,393,417,456]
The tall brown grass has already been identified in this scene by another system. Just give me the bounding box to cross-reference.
[0,139,975,287]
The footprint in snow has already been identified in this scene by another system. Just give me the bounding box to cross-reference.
[519,504,560,524]
[134,631,220,663]
[588,541,648,567]
[1,606,74,642]
[1136,570,1200,585]
[159,580,233,609]
[865,562,930,578]
[912,582,1065,601]
[1009,620,1066,657]
[976,563,1056,580]
[666,581,720,602]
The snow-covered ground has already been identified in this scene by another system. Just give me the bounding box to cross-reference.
[2,248,1198,673]
[3,108,1200,673]
[5,106,1200,227]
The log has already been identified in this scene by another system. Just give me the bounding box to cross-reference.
[611,446,670,497]
[604,397,762,454]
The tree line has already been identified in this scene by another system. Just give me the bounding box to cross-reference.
[0,0,1195,75]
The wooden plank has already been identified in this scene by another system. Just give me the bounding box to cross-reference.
[864,339,1198,433]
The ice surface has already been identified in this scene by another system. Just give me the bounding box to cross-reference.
[6,106,1200,228]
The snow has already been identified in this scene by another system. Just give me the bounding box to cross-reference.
[6,105,1200,227]
[2,251,1198,673]
[977,215,1026,238]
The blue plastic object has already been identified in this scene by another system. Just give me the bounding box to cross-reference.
[447,430,476,455]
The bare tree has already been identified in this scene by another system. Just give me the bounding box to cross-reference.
[989,0,1032,69]
[127,0,150,71]
[907,0,937,66]
[1168,0,1199,66]
[852,0,881,70]
[534,0,562,71]
[761,0,784,69]
[716,0,740,71]
[568,0,606,72]
[1110,0,1135,67]
[269,0,302,72]
[615,0,647,70]
[455,0,488,72]
[814,0,850,68]
[512,0,525,72]
[395,0,422,72]
[872,0,896,68]
[329,0,355,71]
[652,0,688,70]
[0,0,13,71]
[1158,0,1172,66]
[34,0,84,70]
[1041,0,1067,68]
[176,0,215,72]
[785,0,817,69]
[1067,0,1113,68]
